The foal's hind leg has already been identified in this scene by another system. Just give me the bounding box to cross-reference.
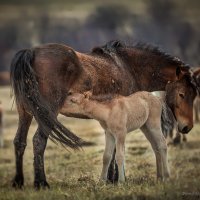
[33,127,49,189]
[141,125,170,181]
[12,107,33,188]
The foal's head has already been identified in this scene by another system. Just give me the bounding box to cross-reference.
[166,73,197,133]
[67,92,91,112]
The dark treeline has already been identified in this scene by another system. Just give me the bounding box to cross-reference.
[0,0,200,75]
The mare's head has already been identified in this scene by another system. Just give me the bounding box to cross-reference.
[166,70,197,134]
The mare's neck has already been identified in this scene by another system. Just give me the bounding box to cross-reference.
[118,48,177,92]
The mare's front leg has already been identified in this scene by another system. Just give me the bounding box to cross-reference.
[33,127,49,189]
[12,107,33,188]
[182,134,187,142]
[141,125,170,181]
[173,131,181,144]
[100,132,115,181]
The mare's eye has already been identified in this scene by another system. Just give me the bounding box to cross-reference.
[179,93,185,99]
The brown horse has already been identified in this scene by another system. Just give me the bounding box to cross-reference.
[10,40,197,189]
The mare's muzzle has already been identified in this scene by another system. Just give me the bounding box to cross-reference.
[178,125,193,134]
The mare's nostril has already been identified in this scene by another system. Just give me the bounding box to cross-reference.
[182,126,190,134]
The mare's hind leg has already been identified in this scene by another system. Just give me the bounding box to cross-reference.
[141,125,170,181]
[107,148,118,183]
[100,132,115,181]
[12,107,33,188]
[33,127,49,189]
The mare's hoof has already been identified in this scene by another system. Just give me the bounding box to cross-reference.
[34,180,50,190]
[173,136,181,144]
[183,137,187,142]
[12,176,24,189]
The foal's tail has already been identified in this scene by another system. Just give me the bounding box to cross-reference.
[161,102,175,138]
[10,49,83,150]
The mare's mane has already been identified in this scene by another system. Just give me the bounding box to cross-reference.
[92,40,189,68]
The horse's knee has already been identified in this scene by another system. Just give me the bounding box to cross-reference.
[13,137,27,155]
[32,131,47,154]
[153,141,167,154]
[115,151,124,167]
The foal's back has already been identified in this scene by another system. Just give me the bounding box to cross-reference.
[112,91,162,132]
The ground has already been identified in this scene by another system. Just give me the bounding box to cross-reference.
[0,86,200,200]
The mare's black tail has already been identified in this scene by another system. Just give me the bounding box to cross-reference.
[10,49,83,149]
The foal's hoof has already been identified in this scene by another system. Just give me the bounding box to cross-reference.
[34,180,50,190]
[12,176,24,189]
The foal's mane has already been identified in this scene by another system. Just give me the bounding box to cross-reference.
[92,40,189,68]
[89,93,118,103]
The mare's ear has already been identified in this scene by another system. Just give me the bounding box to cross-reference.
[176,66,189,80]
[92,47,104,55]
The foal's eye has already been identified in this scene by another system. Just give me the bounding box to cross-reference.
[179,93,185,99]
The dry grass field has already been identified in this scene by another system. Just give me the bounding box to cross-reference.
[0,86,200,200]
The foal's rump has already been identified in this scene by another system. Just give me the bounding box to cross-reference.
[10,44,84,149]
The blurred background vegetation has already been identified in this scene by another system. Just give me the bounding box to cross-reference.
[0,0,200,85]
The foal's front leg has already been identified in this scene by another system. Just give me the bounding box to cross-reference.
[33,127,49,189]
[115,132,126,183]
[100,132,115,181]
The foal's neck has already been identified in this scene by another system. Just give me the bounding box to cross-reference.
[82,100,110,121]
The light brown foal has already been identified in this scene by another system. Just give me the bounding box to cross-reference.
[62,91,170,182]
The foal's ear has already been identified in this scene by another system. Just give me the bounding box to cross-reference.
[176,66,189,79]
